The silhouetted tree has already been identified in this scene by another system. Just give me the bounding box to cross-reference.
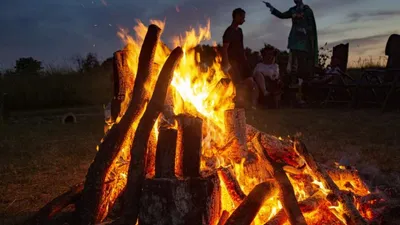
[14,57,43,75]
[74,53,100,73]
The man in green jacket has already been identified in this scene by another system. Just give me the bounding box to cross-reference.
[263,0,318,100]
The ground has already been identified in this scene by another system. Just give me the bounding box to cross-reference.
[1,108,400,225]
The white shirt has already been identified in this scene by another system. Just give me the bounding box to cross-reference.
[253,63,280,80]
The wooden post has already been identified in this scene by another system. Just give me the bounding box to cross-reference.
[176,114,203,178]
[155,128,178,178]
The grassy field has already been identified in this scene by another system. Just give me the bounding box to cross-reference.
[1,109,400,224]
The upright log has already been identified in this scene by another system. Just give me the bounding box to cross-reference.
[224,181,278,225]
[176,114,203,178]
[79,24,162,225]
[252,133,307,225]
[138,173,221,225]
[224,108,248,163]
[122,47,184,224]
[294,141,368,225]
[155,128,178,178]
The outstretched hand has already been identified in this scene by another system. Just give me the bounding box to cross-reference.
[262,1,272,8]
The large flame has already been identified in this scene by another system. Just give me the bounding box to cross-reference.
[116,20,378,225]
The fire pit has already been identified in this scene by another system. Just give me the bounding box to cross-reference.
[26,22,389,225]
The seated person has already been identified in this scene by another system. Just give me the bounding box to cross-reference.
[309,57,343,85]
[253,46,284,108]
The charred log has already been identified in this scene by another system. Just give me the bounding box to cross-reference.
[155,128,178,178]
[217,167,246,205]
[122,47,184,224]
[26,183,84,225]
[224,181,278,225]
[294,140,368,225]
[176,114,203,178]
[252,133,307,225]
[138,173,221,225]
[217,210,230,225]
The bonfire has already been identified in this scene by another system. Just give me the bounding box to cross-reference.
[26,21,388,225]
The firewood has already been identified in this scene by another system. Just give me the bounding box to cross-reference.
[326,167,370,195]
[252,133,307,225]
[78,24,162,225]
[155,128,178,178]
[217,210,230,225]
[111,49,135,121]
[294,140,368,225]
[265,191,326,225]
[176,114,203,178]
[138,173,221,225]
[217,167,246,205]
[245,125,305,169]
[224,181,278,225]
[224,109,248,163]
[122,46,184,224]
[26,183,84,225]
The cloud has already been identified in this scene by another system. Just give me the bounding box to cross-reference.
[346,10,400,23]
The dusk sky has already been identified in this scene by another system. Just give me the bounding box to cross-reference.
[1,0,399,69]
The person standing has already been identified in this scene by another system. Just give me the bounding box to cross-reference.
[263,0,318,104]
[222,8,258,109]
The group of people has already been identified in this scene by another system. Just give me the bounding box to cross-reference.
[221,0,319,108]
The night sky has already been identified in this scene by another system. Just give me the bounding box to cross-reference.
[1,0,399,68]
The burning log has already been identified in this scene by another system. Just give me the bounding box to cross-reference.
[252,133,307,225]
[122,46,184,224]
[26,183,84,225]
[176,114,203,178]
[294,141,368,225]
[217,210,230,225]
[78,24,162,225]
[218,167,246,205]
[246,125,305,169]
[224,181,278,225]
[265,191,326,225]
[138,173,221,225]
[224,108,248,163]
[155,128,178,178]
[326,167,370,195]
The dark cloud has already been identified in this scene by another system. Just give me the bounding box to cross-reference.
[347,10,400,23]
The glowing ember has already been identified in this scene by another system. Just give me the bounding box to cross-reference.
[114,20,381,225]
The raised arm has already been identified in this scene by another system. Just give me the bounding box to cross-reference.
[271,8,292,19]
[263,1,292,19]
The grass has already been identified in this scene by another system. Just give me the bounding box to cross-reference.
[1,108,400,224]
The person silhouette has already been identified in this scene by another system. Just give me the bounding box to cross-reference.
[263,0,318,104]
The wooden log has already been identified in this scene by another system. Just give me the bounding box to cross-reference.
[138,173,221,225]
[155,128,178,178]
[217,210,230,225]
[294,140,368,225]
[224,181,278,225]
[265,191,326,225]
[111,49,135,122]
[217,167,246,205]
[246,124,305,169]
[78,24,162,225]
[224,108,248,163]
[26,183,84,225]
[326,167,370,196]
[122,47,184,224]
[252,133,307,225]
[176,114,203,178]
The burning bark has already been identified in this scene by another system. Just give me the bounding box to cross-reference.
[224,181,278,225]
[294,141,368,225]
[122,46,184,224]
[252,133,307,225]
[78,24,162,225]
[218,167,246,205]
